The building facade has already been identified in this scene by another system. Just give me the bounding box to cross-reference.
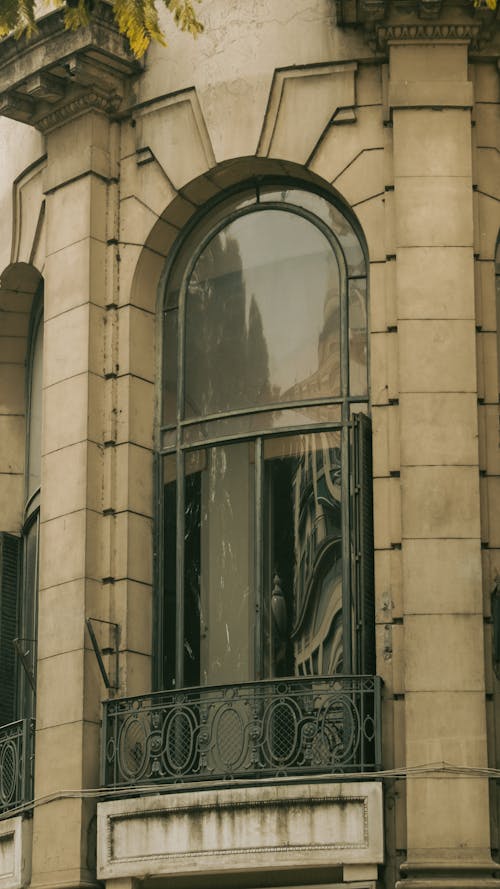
[0,1,499,887]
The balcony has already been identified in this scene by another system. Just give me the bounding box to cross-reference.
[102,674,381,789]
[0,718,34,816]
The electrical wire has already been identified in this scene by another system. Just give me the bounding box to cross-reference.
[3,760,500,821]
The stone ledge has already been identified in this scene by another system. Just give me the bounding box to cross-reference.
[97,782,384,881]
[0,816,32,889]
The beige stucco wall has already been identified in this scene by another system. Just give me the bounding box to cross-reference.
[0,2,498,888]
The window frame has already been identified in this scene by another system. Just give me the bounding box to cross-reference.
[155,179,371,692]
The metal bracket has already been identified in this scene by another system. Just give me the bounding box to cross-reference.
[86,618,120,690]
[13,638,37,694]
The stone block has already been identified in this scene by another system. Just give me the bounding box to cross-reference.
[113,443,153,517]
[112,579,152,656]
[476,258,496,332]
[117,305,155,383]
[406,775,490,852]
[398,320,477,394]
[118,243,166,312]
[479,404,500,476]
[44,237,107,319]
[473,62,500,102]
[484,475,500,548]
[0,415,24,473]
[115,375,154,449]
[97,783,384,880]
[394,110,471,178]
[0,817,32,889]
[475,146,500,201]
[402,538,482,615]
[395,177,473,248]
[354,195,386,262]
[42,374,88,454]
[401,465,480,539]
[399,393,478,466]
[43,304,104,387]
[44,111,115,193]
[406,692,488,767]
[370,330,398,405]
[120,196,178,257]
[373,476,401,549]
[136,90,215,190]
[36,649,84,729]
[404,614,485,692]
[390,44,468,83]
[0,364,25,414]
[375,547,402,621]
[46,176,108,255]
[39,509,86,590]
[0,337,26,363]
[0,474,23,532]
[37,578,91,660]
[334,148,384,207]
[476,191,500,260]
[311,106,384,184]
[42,441,95,521]
[113,511,153,585]
[34,722,83,797]
[477,330,498,403]
[396,246,474,320]
[369,260,390,333]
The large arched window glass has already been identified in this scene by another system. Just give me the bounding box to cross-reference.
[159,183,374,692]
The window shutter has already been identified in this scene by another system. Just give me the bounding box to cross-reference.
[0,532,20,726]
[352,413,375,675]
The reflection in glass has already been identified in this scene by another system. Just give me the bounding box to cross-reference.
[263,433,343,679]
[163,309,178,427]
[349,278,368,397]
[181,404,342,447]
[165,443,256,688]
[261,188,366,277]
[185,210,341,419]
[27,318,43,500]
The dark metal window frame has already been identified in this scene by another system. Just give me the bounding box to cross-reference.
[155,178,370,692]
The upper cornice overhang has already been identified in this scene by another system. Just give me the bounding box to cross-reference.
[0,3,142,132]
[336,0,499,54]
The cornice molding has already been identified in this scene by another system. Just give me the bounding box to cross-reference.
[336,0,499,53]
[0,3,142,131]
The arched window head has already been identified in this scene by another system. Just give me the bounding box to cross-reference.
[159,183,373,693]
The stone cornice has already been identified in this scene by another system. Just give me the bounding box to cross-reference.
[0,3,142,132]
[336,0,499,53]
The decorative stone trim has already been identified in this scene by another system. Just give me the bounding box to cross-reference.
[335,0,499,53]
[0,817,32,889]
[0,3,141,131]
[97,782,384,881]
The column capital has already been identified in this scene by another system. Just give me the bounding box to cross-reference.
[0,2,141,133]
[336,0,499,55]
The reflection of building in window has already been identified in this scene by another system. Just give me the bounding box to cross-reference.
[159,184,374,694]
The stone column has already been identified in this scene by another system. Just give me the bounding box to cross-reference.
[31,107,118,889]
[390,38,497,888]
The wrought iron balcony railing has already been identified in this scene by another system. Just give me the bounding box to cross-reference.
[0,718,35,815]
[102,675,381,789]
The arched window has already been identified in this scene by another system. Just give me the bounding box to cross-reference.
[0,289,42,731]
[158,183,374,692]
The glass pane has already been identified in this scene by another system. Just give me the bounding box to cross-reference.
[19,514,38,719]
[261,188,366,277]
[166,189,257,302]
[163,454,177,687]
[163,309,178,426]
[28,317,43,501]
[181,441,255,687]
[181,404,342,446]
[349,278,368,397]
[262,432,343,679]
[184,209,341,419]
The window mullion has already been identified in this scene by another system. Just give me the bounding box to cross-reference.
[254,436,263,680]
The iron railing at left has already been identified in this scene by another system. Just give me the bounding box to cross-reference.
[102,675,381,790]
[0,718,35,815]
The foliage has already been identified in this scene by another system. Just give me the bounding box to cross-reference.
[0,0,203,57]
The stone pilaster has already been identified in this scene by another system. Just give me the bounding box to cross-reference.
[388,37,498,889]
